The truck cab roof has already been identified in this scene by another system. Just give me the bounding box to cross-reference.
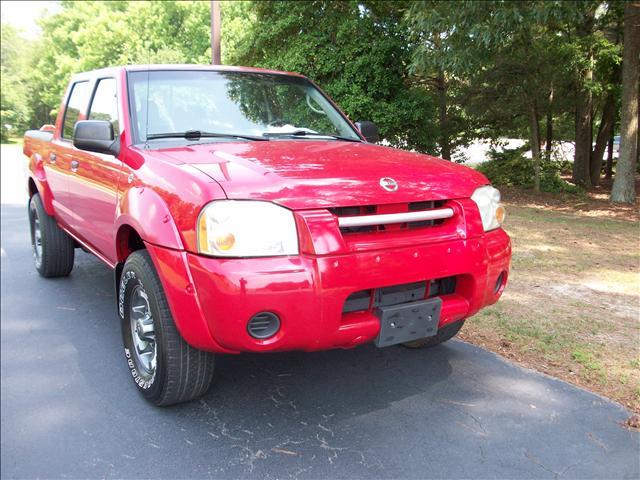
[70,64,306,82]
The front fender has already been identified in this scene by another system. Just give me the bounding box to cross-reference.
[143,243,237,353]
[115,187,184,251]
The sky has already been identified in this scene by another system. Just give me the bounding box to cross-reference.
[1,0,60,38]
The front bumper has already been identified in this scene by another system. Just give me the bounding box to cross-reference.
[145,228,511,354]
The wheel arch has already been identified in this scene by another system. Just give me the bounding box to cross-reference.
[114,187,185,298]
[28,177,38,198]
[28,166,55,217]
[115,224,146,264]
[114,224,146,298]
[115,187,184,255]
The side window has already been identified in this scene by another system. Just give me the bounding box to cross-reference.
[62,81,91,139]
[89,78,119,135]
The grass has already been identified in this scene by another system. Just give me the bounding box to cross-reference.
[571,348,603,372]
[459,183,640,413]
[1,135,22,145]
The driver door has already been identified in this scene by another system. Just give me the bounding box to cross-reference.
[66,77,123,264]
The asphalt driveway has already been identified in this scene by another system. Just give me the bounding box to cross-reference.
[1,145,638,479]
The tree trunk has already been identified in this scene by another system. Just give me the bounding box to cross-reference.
[612,2,639,203]
[573,75,594,186]
[545,85,554,160]
[590,92,616,185]
[605,134,614,179]
[437,72,451,160]
[573,8,595,187]
[529,99,542,192]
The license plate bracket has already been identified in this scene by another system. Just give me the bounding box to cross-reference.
[374,298,442,348]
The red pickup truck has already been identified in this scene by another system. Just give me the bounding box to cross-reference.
[24,65,511,406]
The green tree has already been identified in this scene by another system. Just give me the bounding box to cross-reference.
[26,1,211,127]
[1,24,33,140]
[25,0,439,153]
[408,1,574,189]
[14,0,627,195]
[225,0,438,152]
[221,1,255,65]
[408,1,624,189]
[568,1,624,187]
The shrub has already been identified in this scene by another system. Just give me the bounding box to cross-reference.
[477,147,582,193]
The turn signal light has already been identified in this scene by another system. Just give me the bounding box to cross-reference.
[495,205,506,225]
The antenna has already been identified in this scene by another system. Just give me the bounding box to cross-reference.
[144,50,151,149]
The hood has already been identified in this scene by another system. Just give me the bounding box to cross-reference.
[146,141,488,209]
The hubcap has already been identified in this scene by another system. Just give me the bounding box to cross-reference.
[129,285,157,376]
[31,208,42,267]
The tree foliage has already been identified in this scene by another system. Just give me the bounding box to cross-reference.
[0,0,633,197]
[1,24,33,140]
[407,1,625,189]
[226,1,438,152]
[25,1,212,126]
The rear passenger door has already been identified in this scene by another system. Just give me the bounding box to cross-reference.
[47,80,91,228]
[66,77,123,263]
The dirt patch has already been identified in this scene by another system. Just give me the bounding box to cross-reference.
[626,414,640,430]
[460,183,640,413]
[500,176,640,222]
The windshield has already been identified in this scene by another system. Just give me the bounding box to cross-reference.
[127,70,361,143]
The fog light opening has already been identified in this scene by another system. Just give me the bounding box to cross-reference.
[247,312,280,339]
[494,272,506,295]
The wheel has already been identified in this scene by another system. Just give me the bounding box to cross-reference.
[119,250,215,406]
[28,193,75,277]
[402,320,466,349]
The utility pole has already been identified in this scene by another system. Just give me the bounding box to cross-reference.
[211,0,221,65]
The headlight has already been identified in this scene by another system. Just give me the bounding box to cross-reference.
[197,200,298,257]
[471,186,505,231]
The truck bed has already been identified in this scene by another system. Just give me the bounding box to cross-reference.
[23,130,53,158]
[24,130,54,142]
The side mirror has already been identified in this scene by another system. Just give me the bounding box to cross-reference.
[355,121,379,143]
[73,120,119,155]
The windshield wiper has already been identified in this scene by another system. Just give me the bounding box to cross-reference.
[146,130,269,141]
[262,130,362,142]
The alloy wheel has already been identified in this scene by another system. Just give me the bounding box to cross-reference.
[129,285,157,376]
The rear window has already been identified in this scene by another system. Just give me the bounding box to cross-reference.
[62,81,91,139]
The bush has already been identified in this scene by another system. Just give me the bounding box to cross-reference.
[477,147,582,193]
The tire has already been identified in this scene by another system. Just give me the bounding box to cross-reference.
[402,320,465,349]
[28,193,75,277]
[119,250,215,406]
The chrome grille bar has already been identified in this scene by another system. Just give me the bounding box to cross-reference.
[336,208,454,228]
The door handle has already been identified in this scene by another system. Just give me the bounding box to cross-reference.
[49,153,57,164]
[70,160,79,172]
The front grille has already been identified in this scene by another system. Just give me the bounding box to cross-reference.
[407,201,445,229]
[342,276,457,313]
[329,200,449,235]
